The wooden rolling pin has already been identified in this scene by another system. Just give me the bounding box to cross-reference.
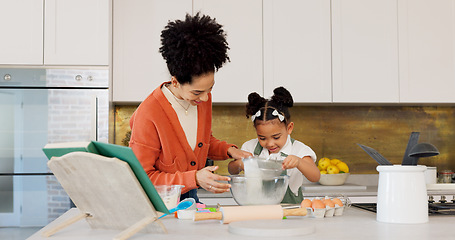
[194,205,307,224]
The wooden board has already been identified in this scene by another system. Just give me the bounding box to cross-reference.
[48,152,166,233]
[228,219,315,237]
[43,141,170,214]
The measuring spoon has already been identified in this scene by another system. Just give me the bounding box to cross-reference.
[158,199,194,219]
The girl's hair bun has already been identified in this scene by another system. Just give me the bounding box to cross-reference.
[246,92,266,117]
[271,86,293,108]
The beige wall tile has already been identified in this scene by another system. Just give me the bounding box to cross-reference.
[115,105,455,175]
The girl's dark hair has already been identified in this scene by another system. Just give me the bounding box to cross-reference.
[246,86,294,126]
[159,12,230,84]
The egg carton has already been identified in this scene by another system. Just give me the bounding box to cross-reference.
[303,195,351,219]
[305,205,345,218]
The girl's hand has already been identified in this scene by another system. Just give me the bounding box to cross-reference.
[228,159,244,175]
[196,166,231,193]
[282,155,301,170]
[283,155,321,182]
[227,147,253,160]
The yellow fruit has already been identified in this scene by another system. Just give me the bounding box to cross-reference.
[320,170,327,174]
[318,158,331,170]
[337,162,349,173]
[330,159,342,165]
[327,165,340,174]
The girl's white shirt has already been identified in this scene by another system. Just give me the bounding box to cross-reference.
[241,135,317,196]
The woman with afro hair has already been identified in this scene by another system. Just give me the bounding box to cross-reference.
[228,86,320,204]
[129,13,252,203]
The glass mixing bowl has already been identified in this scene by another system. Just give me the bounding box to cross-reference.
[229,175,289,205]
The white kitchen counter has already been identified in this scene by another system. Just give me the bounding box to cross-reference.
[28,207,455,240]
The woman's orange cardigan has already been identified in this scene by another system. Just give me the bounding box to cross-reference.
[129,82,235,194]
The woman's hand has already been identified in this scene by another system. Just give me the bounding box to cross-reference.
[282,155,301,170]
[227,147,252,160]
[196,166,231,193]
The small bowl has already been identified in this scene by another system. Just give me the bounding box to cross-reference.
[318,173,350,186]
[155,185,184,209]
[229,175,289,205]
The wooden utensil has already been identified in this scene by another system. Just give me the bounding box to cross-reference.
[193,205,307,224]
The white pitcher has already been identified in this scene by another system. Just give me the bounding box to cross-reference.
[376,165,428,224]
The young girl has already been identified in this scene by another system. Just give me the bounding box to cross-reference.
[228,87,320,204]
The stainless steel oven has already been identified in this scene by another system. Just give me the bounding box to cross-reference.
[0,68,108,227]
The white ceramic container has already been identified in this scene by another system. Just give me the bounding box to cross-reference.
[376,165,428,224]
[424,166,437,184]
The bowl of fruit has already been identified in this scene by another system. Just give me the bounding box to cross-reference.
[317,158,350,186]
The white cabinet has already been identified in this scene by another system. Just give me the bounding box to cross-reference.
[0,0,43,65]
[332,0,399,103]
[193,0,263,103]
[112,0,192,102]
[44,0,109,65]
[112,0,455,104]
[113,0,262,103]
[263,0,331,102]
[398,0,455,103]
[0,0,108,66]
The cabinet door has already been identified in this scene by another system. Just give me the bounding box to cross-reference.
[263,0,331,103]
[332,0,399,103]
[113,0,191,102]
[193,0,263,103]
[44,0,109,65]
[399,0,455,103]
[0,0,43,65]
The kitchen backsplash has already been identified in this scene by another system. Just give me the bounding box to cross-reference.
[114,105,455,176]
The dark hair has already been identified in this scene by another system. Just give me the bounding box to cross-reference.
[246,86,294,126]
[159,12,230,85]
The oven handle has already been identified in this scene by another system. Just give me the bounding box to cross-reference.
[91,94,98,141]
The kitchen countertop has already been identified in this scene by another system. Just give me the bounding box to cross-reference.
[28,207,455,240]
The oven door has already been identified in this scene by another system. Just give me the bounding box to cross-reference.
[0,88,108,227]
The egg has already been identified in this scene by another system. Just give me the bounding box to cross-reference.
[323,198,335,208]
[332,198,344,207]
[312,199,325,209]
[301,199,312,208]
